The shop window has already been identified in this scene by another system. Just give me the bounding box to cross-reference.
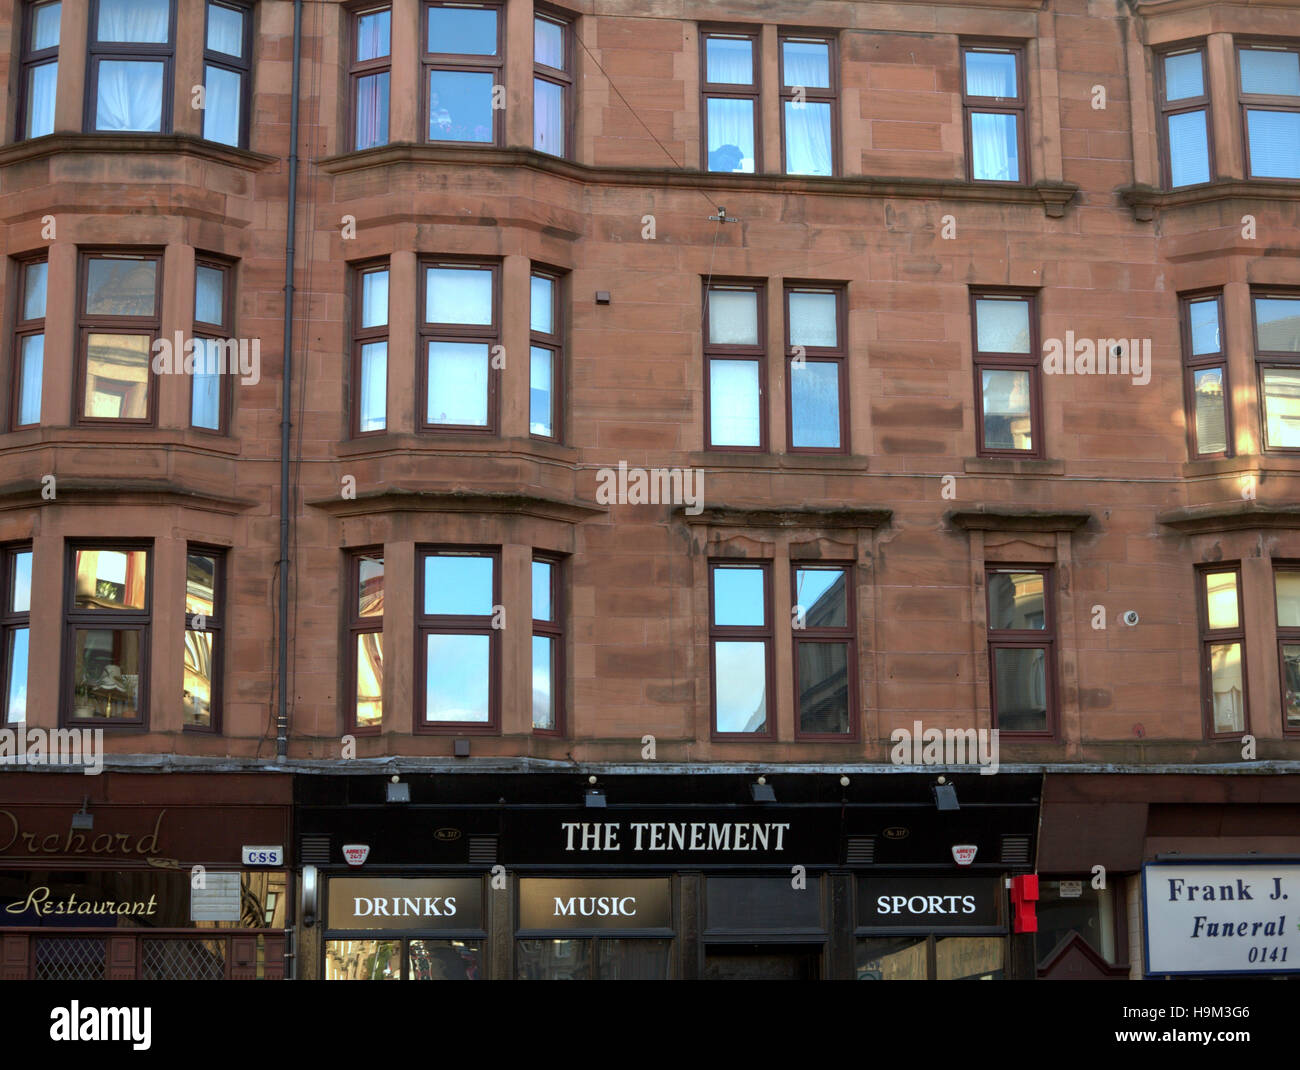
[417,548,499,731]
[1275,567,1300,734]
[1254,291,1300,451]
[962,44,1026,183]
[1238,44,1300,180]
[515,938,672,980]
[710,561,773,737]
[351,5,390,150]
[704,281,766,450]
[63,543,151,725]
[1197,564,1247,737]
[425,1,502,145]
[202,1,251,148]
[780,34,836,176]
[986,567,1055,735]
[183,546,224,732]
[420,261,500,434]
[191,258,234,433]
[701,29,759,173]
[76,251,162,426]
[1180,291,1230,458]
[534,9,572,158]
[347,550,384,732]
[791,564,856,737]
[529,269,561,440]
[86,0,177,133]
[972,291,1040,456]
[856,935,1006,979]
[324,939,482,980]
[705,876,823,932]
[11,256,48,430]
[1,545,32,723]
[1157,45,1212,188]
[1034,879,1118,967]
[352,261,389,435]
[785,284,846,452]
[18,1,60,140]
[531,555,563,734]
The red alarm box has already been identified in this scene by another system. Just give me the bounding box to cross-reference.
[1010,874,1039,933]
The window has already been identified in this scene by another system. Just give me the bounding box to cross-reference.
[857,935,1005,980]
[792,564,855,737]
[516,939,673,979]
[701,30,758,173]
[534,10,572,157]
[780,35,836,176]
[1180,292,1230,458]
[986,567,1054,735]
[18,1,60,139]
[785,284,846,451]
[1274,567,1300,735]
[710,561,772,737]
[203,1,251,148]
[963,44,1026,183]
[86,0,176,133]
[192,258,233,432]
[972,291,1040,456]
[11,257,48,430]
[351,6,391,150]
[1238,44,1300,180]
[532,556,562,733]
[529,270,560,439]
[1198,565,1246,737]
[420,261,500,433]
[352,262,389,435]
[417,549,499,731]
[426,1,502,145]
[1254,291,1300,450]
[1,546,32,724]
[704,281,765,450]
[64,543,151,724]
[1035,880,1119,968]
[1157,46,1212,188]
[77,252,162,425]
[183,547,223,731]
[347,551,384,732]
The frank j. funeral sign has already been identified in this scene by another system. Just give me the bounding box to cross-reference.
[1143,862,1300,976]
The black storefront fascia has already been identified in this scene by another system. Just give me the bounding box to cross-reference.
[295,771,1041,980]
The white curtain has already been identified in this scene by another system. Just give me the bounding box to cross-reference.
[966,53,1019,181]
[191,339,221,430]
[427,342,488,426]
[788,291,837,348]
[19,336,44,426]
[1211,644,1244,733]
[707,289,758,344]
[709,360,760,446]
[362,270,388,328]
[706,98,755,172]
[359,342,387,432]
[784,101,832,176]
[529,346,553,436]
[203,65,241,146]
[427,267,492,324]
[98,0,169,42]
[195,266,224,325]
[790,361,840,448]
[207,3,244,57]
[534,77,564,156]
[26,62,57,138]
[96,60,164,131]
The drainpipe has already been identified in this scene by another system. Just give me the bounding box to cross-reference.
[277,0,303,761]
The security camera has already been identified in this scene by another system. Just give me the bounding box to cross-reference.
[1123,610,1139,626]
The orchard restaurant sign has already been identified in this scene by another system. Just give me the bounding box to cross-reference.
[1143,862,1300,976]
[0,809,165,859]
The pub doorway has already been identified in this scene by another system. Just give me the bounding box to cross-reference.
[703,942,823,980]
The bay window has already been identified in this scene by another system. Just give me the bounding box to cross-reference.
[352,261,390,435]
[1,546,32,724]
[534,10,572,157]
[529,269,561,439]
[417,549,499,731]
[420,262,499,433]
[77,251,162,425]
[351,6,391,150]
[192,258,233,432]
[425,2,502,145]
[348,550,384,732]
[1180,291,1230,458]
[183,547,224,731]
[1157,46,1212,188]
[1238,44,1300,180]
[86,0,176,133]
[203,0,251,148]
[1254,291,1300,451]
[1274,567,1300,735]
[18,1,60,139]
[12,257,48,430]
[531,556,563,733]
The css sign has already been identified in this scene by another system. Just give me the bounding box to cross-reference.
[242,845,284,867]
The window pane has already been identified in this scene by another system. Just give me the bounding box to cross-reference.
[359,341,387,432]
[26,61,57,138]
[425,633,490,721]
[790,361,841,449]
[207,3,244,57]
[708,289,758,345]
[195,266,225,325]
[714,641,768,732]
[426,267,493,324]
[190,338,221,429]
[857,936,929,980]
[981,368,1032,451]
[1204,571,1239,630]
[32,2,61,49]
[1255,297,1300,352]
[18,336,44,426]
[84,334,151,420]
[11,552,32,614]
[532,635,555,730]
[86,258,157,317]
[357,9,391,62]
[795,568,846,627]
[535,16,564,69]
[325,940,400,980]
[1191,366,1227,455]
[5,628,28,723]
[532,560,553,620]
[783,40,830,88]
[993,646,1047,731]
[95,60,164,131]
[1262,367,1300,448]
[797,640,849,734]
[70,629,142,719]
[966,50,1017,97]
[185,553,215,617]
[424,555,493,616]
[706,37,752,85]
[713,567,765,626]
[355,632,383,728]
[1245,110,1300,179]
[408,941,481,981]
[203,65,241,146]
[358,555,384,617]
[355,71,389,149]
[1240,49,1300,96]
[429,70,494,142]
[936,937,1005,980]
[362,270,389,328]
[529,347,553,437]
[23,262,48,321]
[709,360,760,446]
[1208,641,1244,733]
[74,549,148,610]
[530,276,554,333]
[427,341,489,426]
[975,299,1030,353]
[1187,297,1220,354]
[183,628,213,727]
[1036,881,1117,965]
[706,98,755,173]
[534,77,565,155]
[1167,110,1210,187]
[784,100,833,175]
[1276,572,1300,627]
[970,112,1020,181]
[596,940,673,980]
[988,571,1046,630]
[1163,51,1204,100]
[516,939,592,980]
[430,5,497,55]
[98,0,169,42]
[788,291,837,348]
[1281,641,1300,728]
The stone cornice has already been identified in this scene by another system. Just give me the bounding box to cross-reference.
[947,507,1093,532]
[1157,501,1300,534]
[306,488,606,523]
[675,505,893,529]
[1119,179,1300,222]
[0,478,259,514]
[0,132,278,172]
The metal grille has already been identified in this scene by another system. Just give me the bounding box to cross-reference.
[844,837,876,864]
[468,836,498,864]
[35,938,106,981]
[141,939,226,981]
[1000,835,1032,865]
[300,834,331,864]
